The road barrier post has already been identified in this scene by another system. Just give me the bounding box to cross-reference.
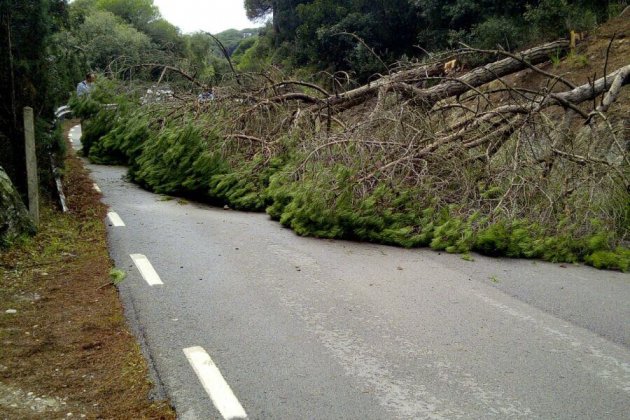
[24,106,39,226]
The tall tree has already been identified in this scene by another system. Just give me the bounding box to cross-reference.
[74,9,152,71]
[145,18,185,54]
[245,0,312,39]
[0,0,69,188]
[244,0,274,20]
[95,0,159,31]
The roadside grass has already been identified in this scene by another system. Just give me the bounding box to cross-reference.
[0,122,174,419]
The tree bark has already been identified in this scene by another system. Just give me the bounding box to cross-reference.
[397,40,569,108]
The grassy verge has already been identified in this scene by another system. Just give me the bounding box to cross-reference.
[0,122,175,419]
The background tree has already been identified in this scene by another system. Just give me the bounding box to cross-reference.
[95,0,159,32]
[74,10,152,72]
[244,0,274,20]
[0,0,70,191]
[144,18,186,55]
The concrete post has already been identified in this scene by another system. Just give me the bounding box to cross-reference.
[24,106,39,226]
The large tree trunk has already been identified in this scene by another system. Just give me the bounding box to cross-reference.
[319,40,569,112]
[0,166,35,246]
[394,40,570,108]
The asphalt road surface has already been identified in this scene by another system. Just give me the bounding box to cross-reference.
[70,126,630,419]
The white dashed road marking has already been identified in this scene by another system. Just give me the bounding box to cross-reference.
[107,211,125,227]
[130,254,164,286]
[183,346,248,420]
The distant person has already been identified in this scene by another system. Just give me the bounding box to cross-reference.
[76,73,96,97]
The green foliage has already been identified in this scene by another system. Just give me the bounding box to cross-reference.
[471,16,526,50]
[132,125,228,197]
[238,0,616,77]
[95,0,159,32]
[267,168,438,247]
[69,95,101,119]
[210,156,285,211]
[524,0,599,40]
[213,28,261,56]
[0,0,71,192]
[245,0,273,21]
[430,212,479,254]
[474,220,542,258]
[69,80,130,158]
[81,109,117,157]
[524,0,571,38]
[608,1,629,18]
[585,248,630,272]
[566,7,598,32]
[183,28,260,83]
[75,0,628,274]
[74,10,152,71]
[69,76,141,157]
[109,268,127,285]
[89,113,150,166]
[567,52,590,67]
[231,36,258,68]
[292,0,418,79]
[185,32,216,79]
[145,19,185,54]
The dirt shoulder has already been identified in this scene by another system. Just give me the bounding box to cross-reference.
[0,121,175,419]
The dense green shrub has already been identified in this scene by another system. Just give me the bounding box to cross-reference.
[471,16,527,50]
[524,0,601,40]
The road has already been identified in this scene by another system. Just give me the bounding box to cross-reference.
[70,126,630,419]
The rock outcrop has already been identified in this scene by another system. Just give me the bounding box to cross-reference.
[0,166,35,247]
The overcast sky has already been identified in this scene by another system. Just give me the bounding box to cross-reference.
[153,0,261,34]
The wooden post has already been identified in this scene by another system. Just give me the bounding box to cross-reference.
[24,106,39,226]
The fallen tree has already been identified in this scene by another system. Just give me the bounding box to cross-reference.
[253,40,569,113]
[80,34,630,270]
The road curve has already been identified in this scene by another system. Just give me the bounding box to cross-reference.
[77,125,630,419]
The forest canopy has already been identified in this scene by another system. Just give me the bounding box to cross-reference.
[241,0,626,77]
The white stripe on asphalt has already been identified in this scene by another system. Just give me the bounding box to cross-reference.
[107,212,125,227]
[130,254,164,286]
[183,346,247,420]
[93,183,101,193]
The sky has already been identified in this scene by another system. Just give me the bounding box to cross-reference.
[153,0,262,34]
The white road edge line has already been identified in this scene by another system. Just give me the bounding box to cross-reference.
[93,183,101,193]
[183,346,248,420]
[107,211,125,227]
[130,254,164,286]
